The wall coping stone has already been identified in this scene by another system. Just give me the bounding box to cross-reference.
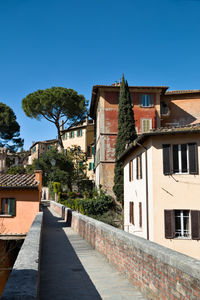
[51,201,200,279]
[1,212,43,300]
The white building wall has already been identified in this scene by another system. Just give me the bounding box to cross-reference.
[147,145,154,241]
[124,151,148,239]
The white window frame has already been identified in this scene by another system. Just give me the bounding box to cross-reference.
[173,144,189,174]
[175,210,191,238]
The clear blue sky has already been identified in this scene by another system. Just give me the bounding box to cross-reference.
[1,0,200,150]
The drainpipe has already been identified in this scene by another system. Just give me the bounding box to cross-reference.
[136,142,149,240]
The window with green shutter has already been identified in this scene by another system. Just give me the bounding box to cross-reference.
[92,146,94,155]
[77,129,83,137]
[0,198,16,216]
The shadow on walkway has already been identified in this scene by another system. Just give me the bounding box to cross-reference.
[39,207,102,300]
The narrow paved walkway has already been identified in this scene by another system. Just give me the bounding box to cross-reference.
[39,207,145,300]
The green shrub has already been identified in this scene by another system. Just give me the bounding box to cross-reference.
[53,182,61,194]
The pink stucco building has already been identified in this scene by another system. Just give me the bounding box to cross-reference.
[0,170,42,236]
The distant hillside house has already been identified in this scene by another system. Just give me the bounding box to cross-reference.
[61,118,95,180]
[28,139,58,165]
[0,170,42,237]
[121,124,200,260]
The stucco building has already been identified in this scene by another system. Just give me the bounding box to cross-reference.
[61,118,95,180]
[121,125,200,260]
[28,139,58,165]
[89,84,168,196]
[90,85,200,197]
[0,170,42,236]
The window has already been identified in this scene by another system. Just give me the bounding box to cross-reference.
[89,162,94,171]
[69,131,74,139]
[129,202,134,225]
[139,94,154,107]
[175,210,190,238]
[164,210,200,240]
[129,160,133,181]
[141,119,152,133]
[139,202,142,227]
[163,143,198,175]
[0,198,16,216]
[77,129,83,137]
[136,154,142,179]
[87,146,91,157]
[92,146,94,155]
[31,146,36,154]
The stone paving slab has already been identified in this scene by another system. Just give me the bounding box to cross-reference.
[39,207,146,300]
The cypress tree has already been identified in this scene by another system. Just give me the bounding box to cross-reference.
[113,75,137,205]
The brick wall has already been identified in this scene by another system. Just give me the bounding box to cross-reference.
[50,201,200,300]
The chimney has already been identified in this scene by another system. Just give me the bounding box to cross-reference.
[34,170,43,201]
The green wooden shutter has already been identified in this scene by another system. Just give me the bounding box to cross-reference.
[2,199,6,214]
[149,95,154,107]
[89,162,92,170]
[139,95,143,106]
[9,198,16,216]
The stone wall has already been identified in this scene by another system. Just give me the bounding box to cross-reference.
[50,201,200,300]
[1,212,43,300]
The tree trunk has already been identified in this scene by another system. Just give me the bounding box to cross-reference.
[56,124,64,149]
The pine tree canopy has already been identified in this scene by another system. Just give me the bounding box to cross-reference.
[0,102,24,152]
[22,87,87,149]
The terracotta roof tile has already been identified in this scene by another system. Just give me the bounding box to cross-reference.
[0,174,38,188]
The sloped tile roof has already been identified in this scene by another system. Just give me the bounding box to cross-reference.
[0,174,38,188]
[120,123,200,161]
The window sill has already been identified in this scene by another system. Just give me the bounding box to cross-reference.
[174,237,191,240]
[0,214,14,218]
[139,105,154,108]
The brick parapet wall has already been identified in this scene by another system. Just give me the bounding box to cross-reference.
[50,201,200,300]
[2,212,43,300]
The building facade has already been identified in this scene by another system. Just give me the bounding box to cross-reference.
[61,119,95,180]
[28,139,58,165]
[0,170,42,236]
[90,84,168,196]
[122,126,200,260]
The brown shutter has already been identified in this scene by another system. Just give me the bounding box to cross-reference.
[163,144,172,175]
[164,210,175,239]
[139,202,142,227]
[188,143,198,174]
[140,155,142,179]
[136,157,138,179]
[191,210,200,240]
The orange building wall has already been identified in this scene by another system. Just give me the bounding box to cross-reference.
[0,189,40,235]
[161,94,200,127]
